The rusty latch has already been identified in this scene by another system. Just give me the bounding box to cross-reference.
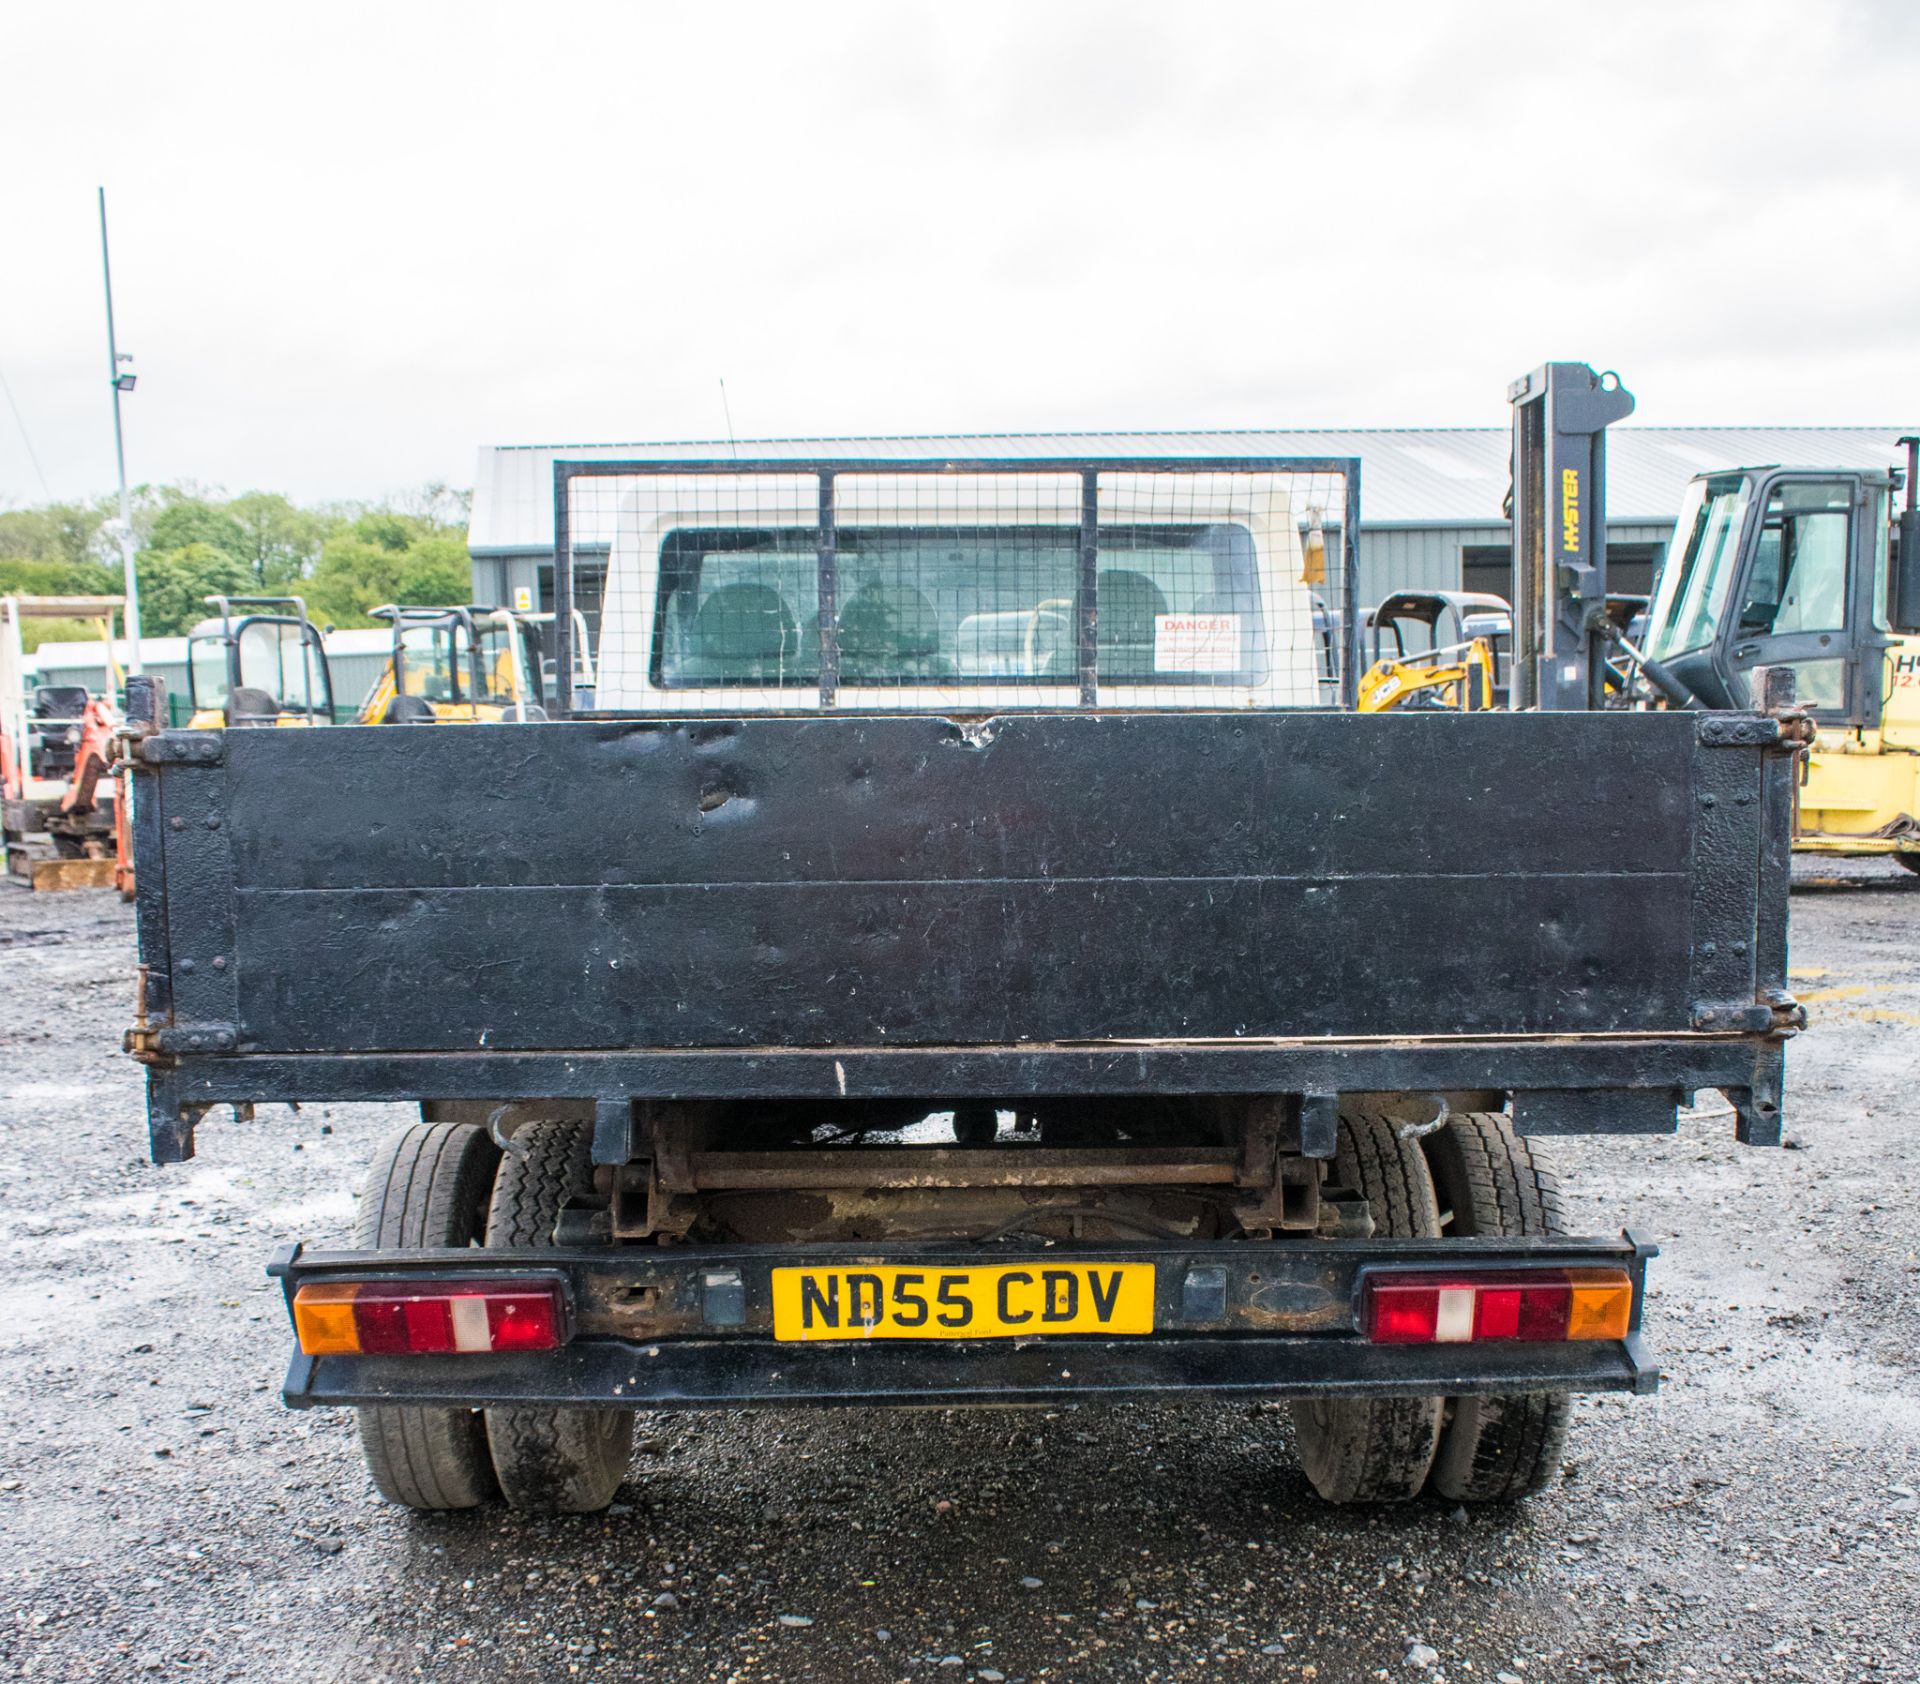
[123,965,166,1065]
[1760,986,1807,1037]
[1755,664,1815,755]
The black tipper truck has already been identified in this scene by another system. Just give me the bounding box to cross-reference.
[122,365,1805,1512]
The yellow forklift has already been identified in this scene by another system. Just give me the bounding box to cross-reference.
[1633,437,1920,869]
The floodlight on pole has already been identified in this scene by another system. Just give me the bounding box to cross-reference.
[98,186,143,677]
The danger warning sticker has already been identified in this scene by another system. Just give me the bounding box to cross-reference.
[1154,613,1241,673]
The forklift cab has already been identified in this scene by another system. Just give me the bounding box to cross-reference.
[373,606,545,723]
[1641,466,1915,727]
[187,597,334,727]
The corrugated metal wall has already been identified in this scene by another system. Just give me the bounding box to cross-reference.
[32,635,397,724]
[326,652,394,716]
[36,651,188,696]
[1357,528,1480,596]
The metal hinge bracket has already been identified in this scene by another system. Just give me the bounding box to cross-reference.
[1691,996,1803,1038]
[1696,716,1781,748]
[139,733,224,767]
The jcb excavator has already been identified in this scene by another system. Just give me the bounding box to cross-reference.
[187,596,568,728]
[186,597,336,728]
[1356,590,1509,712]
[1356,592,1659,716]
[354,604,548,724]
[1,595,127,889]
[1633,438,1920,869]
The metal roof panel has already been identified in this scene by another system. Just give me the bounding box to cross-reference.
[469,427,1910,553]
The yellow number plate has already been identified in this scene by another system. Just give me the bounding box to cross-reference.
[771,1263,1155,1342]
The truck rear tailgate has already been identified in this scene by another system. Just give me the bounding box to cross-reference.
[131,708,1797,1158]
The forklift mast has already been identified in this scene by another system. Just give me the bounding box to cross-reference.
[1508,363,1637,710]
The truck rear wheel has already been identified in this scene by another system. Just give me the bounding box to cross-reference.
[1419,1110,1571,1501]
[354,1121,503,1510]
[1291,1108,1444,1503]
[483,1119,634,1513]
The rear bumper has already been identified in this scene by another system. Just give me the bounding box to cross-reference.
[270,1233,1659,1411]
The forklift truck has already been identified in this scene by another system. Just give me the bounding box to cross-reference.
[122,364,1807,1516]
[1635,438,1920,866]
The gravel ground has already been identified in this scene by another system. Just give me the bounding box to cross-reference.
[2,865,1917,1684]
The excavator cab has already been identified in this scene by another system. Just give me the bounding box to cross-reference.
[187,597,335,728]
[359,605,545,724]
[1639,450,1920,862]
[1356,590,1510,712]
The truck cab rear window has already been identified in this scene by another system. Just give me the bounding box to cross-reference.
[649,524,1264,689]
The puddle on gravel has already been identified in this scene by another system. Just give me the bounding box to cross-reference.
[1694,1346,1920,1441]
[0,1248,201,1341]
[264,1191,356,1230]
[4,1081,109,1103]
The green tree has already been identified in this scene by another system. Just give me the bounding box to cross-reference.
[0,555,121,598]
[226,491,334,589]
[147,498,250,566]
[0,558,123,652]
[0,500,113,571]
[135,543,255,638]
[305,513,470,628]
[3,484,469,636]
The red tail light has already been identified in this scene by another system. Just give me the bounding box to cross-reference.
[292,1278,567,1356]
[1363,1268,1633,1345]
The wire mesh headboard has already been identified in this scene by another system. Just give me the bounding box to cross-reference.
[551,456,1360,715]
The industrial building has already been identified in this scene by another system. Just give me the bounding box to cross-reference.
[466,426,1910,628]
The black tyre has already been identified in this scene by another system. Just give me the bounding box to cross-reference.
[354,1122,503,1510]
[1292,1108,1444,1503]
[952,1104,998,1146]
[1895,853,1919,876]
[484,1120,634,1513]
[1420,1110,1572,1502]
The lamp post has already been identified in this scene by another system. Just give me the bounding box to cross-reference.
[98,186,143,677]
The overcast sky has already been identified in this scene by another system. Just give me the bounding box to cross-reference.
[2,0,1917,507]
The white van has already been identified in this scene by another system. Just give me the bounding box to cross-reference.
[593,472,1333,710]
